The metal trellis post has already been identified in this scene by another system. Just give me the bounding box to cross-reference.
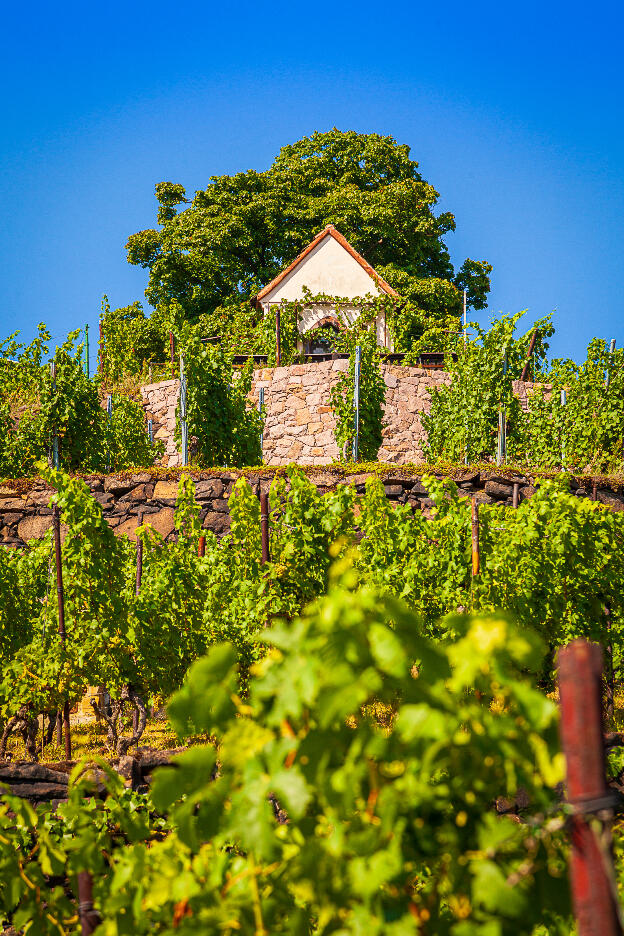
[606,338,616,389]
[180,355,188,467]
[471,497,480,577]
[258,386,264,456]
[561,388,567,469]
[50,363,59,469]
[84,324,89,378]
[275,305,281,366]
[558,641,623,936]
[352,344,361,462]
[53,504,71,761]
[147,419,153,445]
[496,352,508,466]
[106,394,113,472]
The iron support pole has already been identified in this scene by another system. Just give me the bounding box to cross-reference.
[512,481,520,509]
[77,870,100,935]
[180,355,188,467]
[558,641,623,936]
[84,324,89,378]
[135,511,143,597]
[258,386,264,457]
[275,306,281,366]
[169,332,175,378]
[50,363,59,468]
[471,497,480,577]
[99,320,104,378]
[53,504,71,761]
[352,345,361,462]
[198,535,206,558]
[259,490,270,565]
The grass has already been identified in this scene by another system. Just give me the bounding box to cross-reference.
[4,715,184,764]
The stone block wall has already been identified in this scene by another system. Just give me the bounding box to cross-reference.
[140,362,459,467]
[1,467,623,549]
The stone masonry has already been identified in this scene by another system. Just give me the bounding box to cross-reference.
[1,467,623,549]
[141,362,460,468]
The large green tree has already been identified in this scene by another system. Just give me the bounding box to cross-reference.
[126,129,492,320]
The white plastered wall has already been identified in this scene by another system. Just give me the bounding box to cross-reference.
[259,234,393,349]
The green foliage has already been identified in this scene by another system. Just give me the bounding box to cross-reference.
[0,582,569,934]
[99,296,169,382]
[8,467,624,933]
[177,331,262,467]
[0,328,163,479]
[330,326,386,462]
[512,338,624,472]
[105,392,163,472]
[423,312,554,463]
[126,129,490,321]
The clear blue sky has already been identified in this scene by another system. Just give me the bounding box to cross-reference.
[1,0,622,371]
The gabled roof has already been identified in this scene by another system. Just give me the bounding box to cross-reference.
[254,225,399,303]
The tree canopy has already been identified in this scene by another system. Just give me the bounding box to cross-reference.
[126,129,492,320]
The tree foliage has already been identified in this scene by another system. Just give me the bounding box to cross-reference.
[126,129,492,321]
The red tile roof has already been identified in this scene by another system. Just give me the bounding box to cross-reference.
[254,225,399,303]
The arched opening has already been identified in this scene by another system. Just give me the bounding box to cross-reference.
[303,317,342,355]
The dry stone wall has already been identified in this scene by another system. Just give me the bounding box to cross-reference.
[140,362,457,467]
[1,467,623,549]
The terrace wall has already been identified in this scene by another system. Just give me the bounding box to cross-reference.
[1,466,623,549]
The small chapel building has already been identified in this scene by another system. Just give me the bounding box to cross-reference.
[254,225,398,353]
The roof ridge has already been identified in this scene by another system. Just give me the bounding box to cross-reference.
[254,226,398,303]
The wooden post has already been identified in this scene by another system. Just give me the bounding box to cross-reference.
[53,504,71,761]
[558,641,623,936]
[512,481,520,509]
[275,306,281,366]
[520,329,538,381]
[77,870,100,935]
[471,497,480,576]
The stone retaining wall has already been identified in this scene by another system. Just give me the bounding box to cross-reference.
[140,363,481,467]
[1,467,623,549]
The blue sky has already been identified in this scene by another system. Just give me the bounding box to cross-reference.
[1,0,622,370]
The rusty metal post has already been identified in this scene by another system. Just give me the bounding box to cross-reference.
[520,329,538,381]
[198,535,206,558]
[53,504,71,761]
[471,497,480,576]
[259,490,270,565]
[77,870,100,935]
[558,641,623,936]
[606,602,615,721]
[275,306,281,367]
[512,481,520,509]
[135,511,143,597]
[169,332,175,378]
